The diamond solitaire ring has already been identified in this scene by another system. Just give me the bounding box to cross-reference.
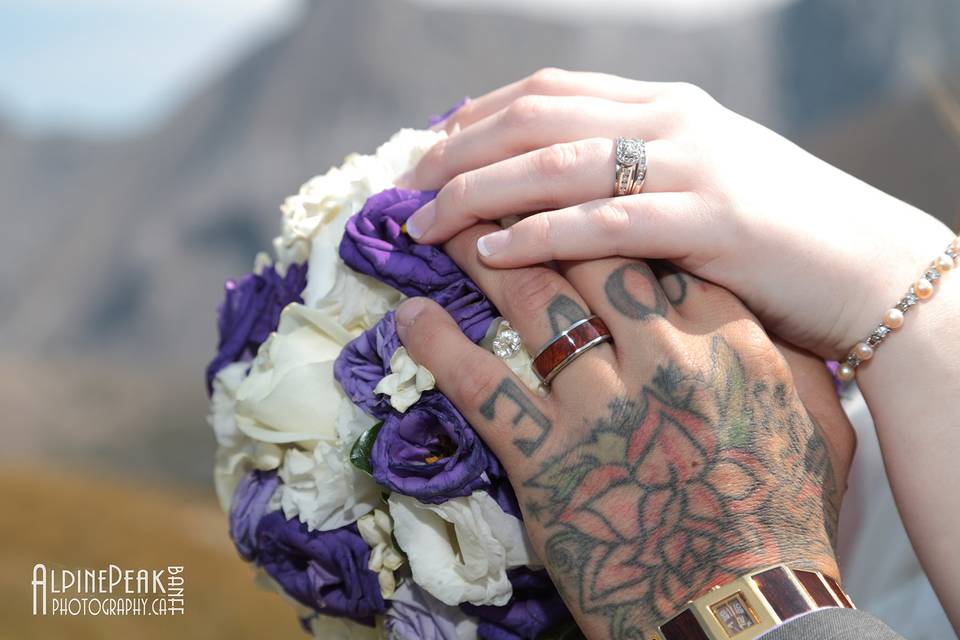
[614,137,647,196]
[491,320,522,360]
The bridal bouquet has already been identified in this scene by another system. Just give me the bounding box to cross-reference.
[205,117,578,639]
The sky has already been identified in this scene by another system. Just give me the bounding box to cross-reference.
[0,0,793,137]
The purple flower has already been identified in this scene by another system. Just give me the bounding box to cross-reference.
[229,470,281,562]
[255,512,385,623]
[386,581,474,640]
[339,189,464,297]
[461,568,574,640]
[429,97,469,127]
[333,311,400,419]
[371,392,499,503]
[205,262,308,395]
[434,279,497,344]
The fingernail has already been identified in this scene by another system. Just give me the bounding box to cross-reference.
[396,297,429,331]
[477,230,510,257]
[406,201,436,240]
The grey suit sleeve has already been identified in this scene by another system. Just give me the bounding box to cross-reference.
[762,609,907,640]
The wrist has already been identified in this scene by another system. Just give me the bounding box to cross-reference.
[651,563,853,640]
[832,204,955,357]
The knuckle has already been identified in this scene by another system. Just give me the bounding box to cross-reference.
[501,268,563,317]
[525,67,567,92]
[438,172,471,211]
[504,94,550,128]
[453,352,503,411]
[533,142,580,178]
[587,201,632,242]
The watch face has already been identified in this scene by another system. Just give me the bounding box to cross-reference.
[710,592,758,636]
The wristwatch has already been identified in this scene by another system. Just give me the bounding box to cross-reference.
[652,564,855,640]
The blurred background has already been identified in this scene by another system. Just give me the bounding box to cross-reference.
[2,0,959,637]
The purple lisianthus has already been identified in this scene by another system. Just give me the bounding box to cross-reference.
[461,568,574,640]
[339,189,465,297]
[205,262,308,395]
[255,512,385,623]
[333,311,400,419]
[229,470,281,562]
[434,279,497,344]
[386,581,474,640]
[371,392,498,503]
[429,97,469,127]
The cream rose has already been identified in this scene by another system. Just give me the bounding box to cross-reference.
[207,361,282,511]
[235,303,354,444]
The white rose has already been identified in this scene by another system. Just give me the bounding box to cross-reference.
[277,398,381,532]
[302,260,402,329]
[235,303,353,444]
[375,128,446,178]
[388,492,538,607]
[207,362,282,511]
[374,346,436,413]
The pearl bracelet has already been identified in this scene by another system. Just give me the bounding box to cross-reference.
[837,235,960,382]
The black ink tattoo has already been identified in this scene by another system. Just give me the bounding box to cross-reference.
[546,294,589,335]
[604,263,669,320]
[479,378,553,457]
[650,262,690,306]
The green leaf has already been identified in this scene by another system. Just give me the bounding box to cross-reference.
[350,422,383,475]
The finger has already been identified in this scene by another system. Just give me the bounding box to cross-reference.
[648,261,720,319]
[475,192,713,268]
[413,95,666,190]
[408,138,684,244]
[395,297,557,464]
[442,225,619,399]
[439,68,673,133]
[558,259,679,359]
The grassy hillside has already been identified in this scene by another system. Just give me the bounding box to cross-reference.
[0,464,303,640]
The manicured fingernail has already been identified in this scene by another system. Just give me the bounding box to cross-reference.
[397,297,429,330]
[406,201,435,240]
[477,230,510,257]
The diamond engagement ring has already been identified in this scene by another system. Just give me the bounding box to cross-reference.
[491,320,522,360]
[614,137,647,196]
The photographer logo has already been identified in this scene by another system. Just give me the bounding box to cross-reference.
[32,563,185,616]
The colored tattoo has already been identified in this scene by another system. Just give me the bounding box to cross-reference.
[522,336,841,637]
[604,263,669,320]
[479,378,553,457]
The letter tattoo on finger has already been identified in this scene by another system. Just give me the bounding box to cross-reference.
[479,378,552,457]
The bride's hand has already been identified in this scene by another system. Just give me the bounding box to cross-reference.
[401,68,955,357]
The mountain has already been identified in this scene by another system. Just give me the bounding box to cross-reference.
[1,0,959,487]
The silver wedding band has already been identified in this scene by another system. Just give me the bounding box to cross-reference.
[614,137,647,196]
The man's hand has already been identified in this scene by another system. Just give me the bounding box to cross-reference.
[395,224,855,639]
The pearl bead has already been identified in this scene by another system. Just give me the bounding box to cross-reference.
[935,254,954,272]
[837,363,856,382]
[854,342,874,361]
[883,308,904,329]
[915,278,934,299]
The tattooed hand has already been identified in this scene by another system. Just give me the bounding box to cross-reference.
[396,225,856,639]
